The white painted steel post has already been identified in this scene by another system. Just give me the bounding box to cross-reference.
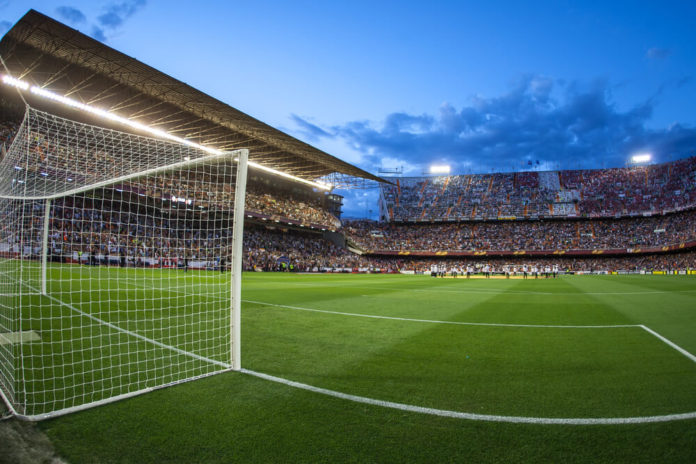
[230,149,248,370]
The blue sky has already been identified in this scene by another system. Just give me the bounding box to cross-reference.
[1,1,695,217]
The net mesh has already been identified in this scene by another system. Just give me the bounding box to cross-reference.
[0,107,244,419]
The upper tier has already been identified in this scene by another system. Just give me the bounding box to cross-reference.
[382,157,696,222]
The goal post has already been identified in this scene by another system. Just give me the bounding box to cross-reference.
[0,106,248,420]
[230,149,247,371]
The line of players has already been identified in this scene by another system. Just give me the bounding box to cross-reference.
[430,263,559,279]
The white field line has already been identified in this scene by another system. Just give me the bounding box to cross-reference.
[639,325,696,364]
[243,299,638,329]
[12,269,696,424]
[69,281,696,364]
[242,298,696,424]
[245,300,696,362]
[241,368,696,425]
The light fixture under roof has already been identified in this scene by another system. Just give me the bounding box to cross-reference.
[1,74,332,191]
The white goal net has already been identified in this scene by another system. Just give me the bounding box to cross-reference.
[0,107,248,420]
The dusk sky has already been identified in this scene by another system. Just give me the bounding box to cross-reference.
[1,1,695,217]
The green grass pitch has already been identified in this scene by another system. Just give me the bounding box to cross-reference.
[9,269,696,462]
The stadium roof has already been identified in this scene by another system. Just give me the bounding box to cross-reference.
[0,9,386,187]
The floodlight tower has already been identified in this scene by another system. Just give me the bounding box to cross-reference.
[629,153,652,166]
[631,153,652,164]
[428,165,451,175]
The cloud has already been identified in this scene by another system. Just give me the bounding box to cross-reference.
[97,0,146,29]
[646,47,671,60]
[64,0,147,42]
[290,114,332,141]
[294,76,696,175]
[55,6,87,25]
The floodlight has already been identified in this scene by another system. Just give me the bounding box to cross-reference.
[429,165,451,174]
[1,74,332,190]
[631,153,651,164]
[2,74,29,90]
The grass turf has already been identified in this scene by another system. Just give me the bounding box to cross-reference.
[6,270,696,462]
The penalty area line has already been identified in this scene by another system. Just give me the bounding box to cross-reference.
[240,368,696,425]
[639,325,696,364]
[242,299,639,329]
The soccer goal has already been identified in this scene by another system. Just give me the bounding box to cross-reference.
[0,106,248,420]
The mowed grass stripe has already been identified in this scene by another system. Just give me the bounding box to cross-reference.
[243,274,513,323]
[9,268,696,422]
[452,277,634,326]
[244,299,638,328]
[564,275,696,353]
[244,274,636,325]
[243,281,696,417]
[28,271,696,463]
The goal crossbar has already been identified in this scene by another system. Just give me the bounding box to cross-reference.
[0,149,244,201]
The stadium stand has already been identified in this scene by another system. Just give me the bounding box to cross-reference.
[344,211,696,253]
[359,158,696,273]
[243,225,398,273]
[382,158,696,221]
[2,108,695,275]
[242,223,696,274]
[245,182,341,231]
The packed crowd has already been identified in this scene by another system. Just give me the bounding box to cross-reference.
[32,195,232,266]
[240,224,696,273]
[3,193,695,274]
[241,224,696,273]
[1,195,396,272]
[344,210,696,252]
[383,157,696,221]
[243,226,398,272]
[245,184,341,230]
[7,195,340,268]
